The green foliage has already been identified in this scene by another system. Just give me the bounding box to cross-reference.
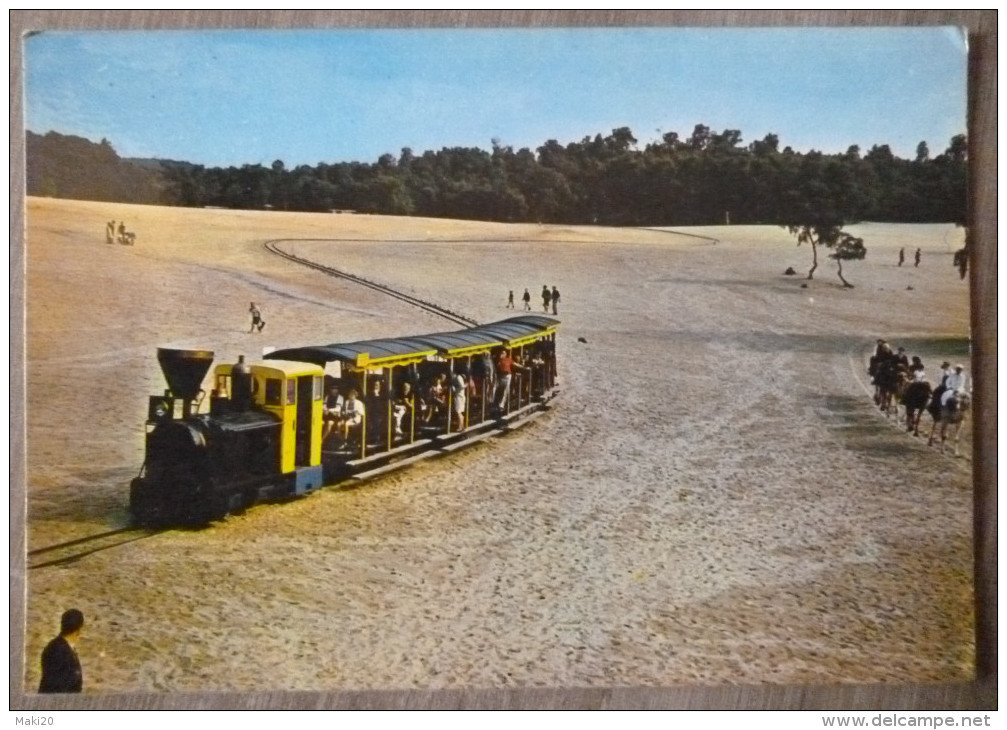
[786,223,866,287]
[25,126,968,230]
[830,231,866,262]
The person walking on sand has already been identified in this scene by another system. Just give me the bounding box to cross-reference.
[551,286,560,315]
[507,290,515,309]
[915,248,922,267]
[898,247,905,266]
[522,288,531,311]
[249,302,265,333]
[39,609,84,694]
[541,285,551,313]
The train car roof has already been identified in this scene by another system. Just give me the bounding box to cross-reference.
[265,316,559,368]
[215,359,322,377]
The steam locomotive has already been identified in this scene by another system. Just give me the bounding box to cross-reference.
[129,316,560,526]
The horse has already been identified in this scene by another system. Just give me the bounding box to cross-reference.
[927,391,971,455]
[872,359,904,418]
[900,378,933,436]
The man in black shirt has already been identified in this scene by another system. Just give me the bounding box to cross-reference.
[39,609,84,693]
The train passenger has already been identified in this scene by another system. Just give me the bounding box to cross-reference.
[424,373,448,425]
[337,388,365,444]
[451,367,469,431]
[528,345,547,397]
[322,386,344,442]
[475,351,495,394]
[393,381,416,437]
[493,348,527,413]
[365,380,387,442]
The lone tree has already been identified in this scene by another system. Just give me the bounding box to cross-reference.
[787,223,866,288]
[783,151,869,286]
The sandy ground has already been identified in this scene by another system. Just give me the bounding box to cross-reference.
[20,197,973,693]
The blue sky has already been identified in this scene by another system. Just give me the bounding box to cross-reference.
[24,27,967,168]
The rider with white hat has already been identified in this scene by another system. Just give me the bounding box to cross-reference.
[941,364,968,406]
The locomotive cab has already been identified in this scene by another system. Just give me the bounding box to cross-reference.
[210,359,325,482]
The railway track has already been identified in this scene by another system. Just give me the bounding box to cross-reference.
[31,241,488,569]
[264,239,479,327]
[26,527,162,570]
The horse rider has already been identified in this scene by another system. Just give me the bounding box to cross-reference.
[941,364,968,407]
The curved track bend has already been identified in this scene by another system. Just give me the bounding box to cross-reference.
[264,238,478,327]
[31,238,486,569]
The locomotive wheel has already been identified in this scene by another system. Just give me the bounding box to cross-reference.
[129,477,166,527]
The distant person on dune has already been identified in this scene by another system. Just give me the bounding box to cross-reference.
[551,286,560,315]
[898,247,905,266]
[522,289,531,311]
[507,290,514,309]
[249,302,265,333]
[915,248,922,267]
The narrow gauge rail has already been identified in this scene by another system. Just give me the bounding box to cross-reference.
[129,315,560,526]
[27,528,161,570]
[264,239,477,327]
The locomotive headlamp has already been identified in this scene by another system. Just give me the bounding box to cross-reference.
[148,396,174,422]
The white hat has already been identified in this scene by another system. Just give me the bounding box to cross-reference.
[955,364,965,370]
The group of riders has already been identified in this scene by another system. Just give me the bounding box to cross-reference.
[868,339,971,451]
[105,220,135,245]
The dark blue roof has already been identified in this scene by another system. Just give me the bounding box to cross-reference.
[266,316,559,367]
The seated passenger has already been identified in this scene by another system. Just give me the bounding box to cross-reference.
[337,388,365,444]
[393,381,416,437]
[423,373,447,425]
[322,386,344,442]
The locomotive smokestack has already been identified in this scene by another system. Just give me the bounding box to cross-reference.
[231,355,253,412]
[157,348,214,416]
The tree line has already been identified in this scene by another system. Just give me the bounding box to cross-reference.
[26,125,966,228]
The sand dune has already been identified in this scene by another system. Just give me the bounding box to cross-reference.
[22,197,972,692]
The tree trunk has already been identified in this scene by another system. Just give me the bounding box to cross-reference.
[836,258,854,288]
[807,239,818,279]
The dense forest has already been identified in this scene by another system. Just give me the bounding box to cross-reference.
[25,126,967,227]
